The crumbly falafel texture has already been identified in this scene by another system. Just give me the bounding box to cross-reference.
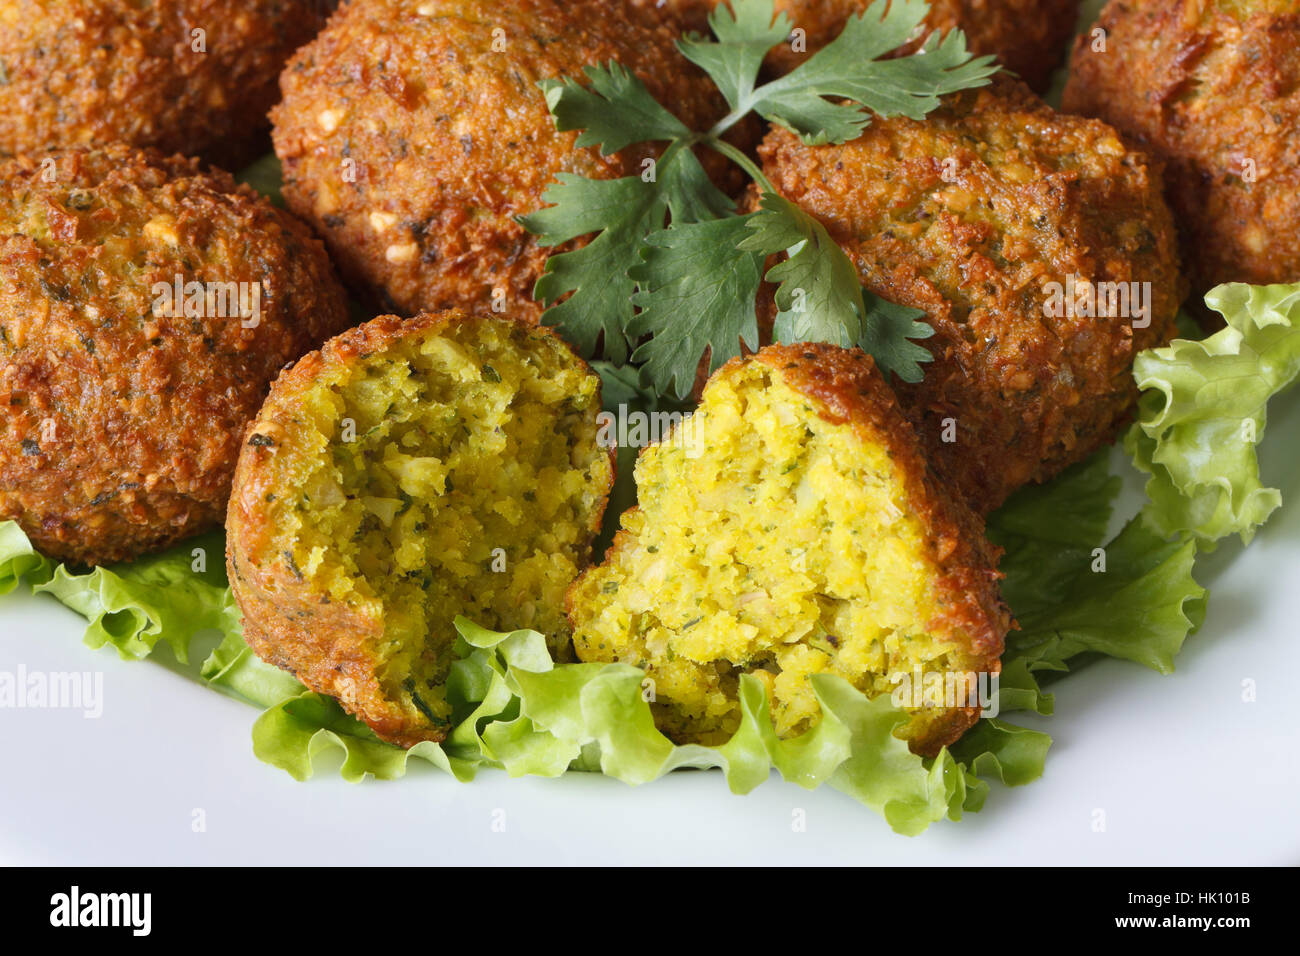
[271,0,738,321]
[758,79,1185,510]
[568,344,1009,756]
[0,145,350,566]
[1064,0,1300,291]
[633,0,1080,91]
[0,0,331,168]
[227,312,614,747]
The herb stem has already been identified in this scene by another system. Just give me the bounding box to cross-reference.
[705,136,777,194]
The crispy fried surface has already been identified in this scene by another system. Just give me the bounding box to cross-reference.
[271,0,738,322]
[635,0,1081,91]
[227,311,615,747]
[1064,0,1300,291]
[0,145,349,566]
[758,80,1185,509]
[569,343,1008,757]
[0,0,332,169]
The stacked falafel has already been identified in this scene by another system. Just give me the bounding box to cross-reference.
[2,0,1267,759]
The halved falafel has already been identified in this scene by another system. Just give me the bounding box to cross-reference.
[634,0,1081,92]
[226,311,615,747]
[0,145,350,566]
[1063,0,1300,292]
[757,79,1185,509]
[568,344,1009,757]
[270,0,738,321]
[0,0,333,169]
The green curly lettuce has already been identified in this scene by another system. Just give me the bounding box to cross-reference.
[0,525,236,663]
[1127,281,1300,547]
[987,451,1208,715]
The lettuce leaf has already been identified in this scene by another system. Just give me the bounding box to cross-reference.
[0,281,1292,837]
[0,525,236,664]
[1127,281,1300,547]
[0,520,52,595]
[986,449,1208,718]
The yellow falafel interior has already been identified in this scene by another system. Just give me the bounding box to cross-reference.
[229,313,613,745]
[568,347,1006,753]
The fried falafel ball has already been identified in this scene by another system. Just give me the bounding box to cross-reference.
[568,344,1009,756]
[226,311,615,747]
[1063,0,1300,292]
[0,1,333,170]
[757,79,1185,510]
[0,145,350,567]
[271,0,738,322]
[634,0,1081,92]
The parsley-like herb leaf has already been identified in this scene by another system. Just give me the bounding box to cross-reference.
[677,2,792,117]
[858,293,936,385]
[520,149,730,362]
[739,192,934,382]
[692,0,999,144]
[539,62,691,155]
[628,216,765,399]
[522,0,993,395]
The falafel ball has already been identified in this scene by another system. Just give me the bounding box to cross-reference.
[226,311,616,748]
[0,1,333,170]
[270,0,737,322]
[568,344,1009,757]
[0,145,350,566]
[1063,0,1300,292]
[633,0,1081,92]
[757,79,1185,510]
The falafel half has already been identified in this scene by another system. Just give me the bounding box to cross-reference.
[226,311,616,748]
[0,145,350,566]
[568,344,1009,757]
[758,79,1185,510]
[634,0,1081,92]
[0,0,333,169]
[270,0,737,322]
[1063,0,1300,292]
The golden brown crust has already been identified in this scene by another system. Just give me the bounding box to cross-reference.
[751,345,1007,752]
[635,0,1081,91]
[271,0,742,322]
[0,144,350,566]
[758,79,1185,510]
[227,310,614,748]
[573,343,1010,756]
[1063,0,1300,292]
[0,0,332,169]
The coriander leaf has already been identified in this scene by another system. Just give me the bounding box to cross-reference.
[677,0,791,115]
[749,0,999,144]
[740,191,864,346]
[1126,280,1300,548]
[538,61,690,154]
[521,150,730,362]
[591,361,656,410]
[739,191,932,380]
[859,292,935,384]
[521,174,662,360]
[628,215,764,399]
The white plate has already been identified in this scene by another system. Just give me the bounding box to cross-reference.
[2,384,1298,866]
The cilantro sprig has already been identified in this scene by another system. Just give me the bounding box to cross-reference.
[519,0,998,399]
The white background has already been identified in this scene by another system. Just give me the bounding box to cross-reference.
[2,389,1297,866]
[1,0,1294,867]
